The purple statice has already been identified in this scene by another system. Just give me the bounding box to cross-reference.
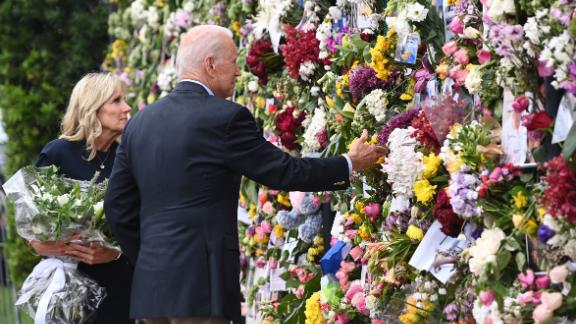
[447,171,482,218]
[383,211,409,232]
[443,303,459,321]
[537,224,556,243]
[348,65,388,100]
[378,108,419,145]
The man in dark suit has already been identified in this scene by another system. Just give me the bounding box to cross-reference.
[104,25,386,324]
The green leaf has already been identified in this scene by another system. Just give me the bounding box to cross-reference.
[516,252,526,271]
[520,173,534,183]
[496,249,512,272]
[562,123,576,160]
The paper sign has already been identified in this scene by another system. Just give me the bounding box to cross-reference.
[237,206,251,225]
[395,33,420,65]
[501,89,528,164]
[409,220,473,284]
[552,93,576,144]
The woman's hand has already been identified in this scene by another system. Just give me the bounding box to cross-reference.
[65,242,121,265]
[29,239,73,257]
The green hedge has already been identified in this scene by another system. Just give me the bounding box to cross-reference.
[0,0,109,286]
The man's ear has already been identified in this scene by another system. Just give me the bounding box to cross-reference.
[204,56,216,77]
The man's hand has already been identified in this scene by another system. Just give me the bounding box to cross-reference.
[347,130,388,171]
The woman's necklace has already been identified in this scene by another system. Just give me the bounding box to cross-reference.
[96,150,112,170]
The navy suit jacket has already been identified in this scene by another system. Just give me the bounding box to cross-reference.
[104,82,349,321]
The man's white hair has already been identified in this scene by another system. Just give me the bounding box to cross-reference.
[176,25,234,77]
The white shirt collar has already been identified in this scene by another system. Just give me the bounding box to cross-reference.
[179,79,214,96]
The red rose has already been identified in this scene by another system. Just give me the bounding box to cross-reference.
[433,189,464,237]
[525,111,553,131]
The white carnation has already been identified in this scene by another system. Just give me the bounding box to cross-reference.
[364,89,388,122]
[248,80,259,93]
[465,65,483,95]
[299,61,317,81]
[302,108,327,152]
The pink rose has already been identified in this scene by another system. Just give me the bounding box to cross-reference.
[364,203,381,222]
[518,291,534,305]
[512,95,529,113]
[454,48,470,65]
[349,246,364,261]
[294,285,305,298]
[533,305,553,323]
[256,256,266,268]
[345,230,358,240]
[442,41,458,56]
[351,293,369,315]
[479,290,496,306]
[340,261,356,272]
[477,49,492,64]
[449,16,464,34]
[549,265,569,284]
[260,221,272,233]
[449,66,468,86]
[335,313,349,324]
[345,283,363,300]
[268,258,278,269]
[518,269,535,289]
[535,275,550,289]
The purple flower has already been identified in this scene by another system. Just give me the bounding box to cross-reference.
[443,303,458,321]
[414,69,432,93]
[348,65,389,100]
[448,172,481,218]
[378,108,419,145]
[503,25,524,42]
[538,225,556,243]
[175,9,191,28]
[471,225,483,240]
[551,8,570,25]
[495,43,514,58]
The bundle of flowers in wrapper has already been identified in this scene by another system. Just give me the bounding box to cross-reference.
[3,165,112,324]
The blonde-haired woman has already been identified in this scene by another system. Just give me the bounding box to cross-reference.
[31,72,134,324]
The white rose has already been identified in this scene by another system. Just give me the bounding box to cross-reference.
[57,194,70,206]
[468,257,484,275]
[247,80,259,92]
[463,27,481,39]
[328,6,342,20]
[465,65,483,95]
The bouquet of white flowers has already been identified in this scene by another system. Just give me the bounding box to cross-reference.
[3,165,113,324]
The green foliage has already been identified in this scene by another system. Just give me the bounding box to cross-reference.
[0,0,109,286]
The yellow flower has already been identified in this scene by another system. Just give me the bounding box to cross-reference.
[514,191,527,209]
[231,20,242,36]
[111,39,128,60]
[313,235,324,245]
[513,214,538,236]
[350,213,362,224]
[236,96,246,106]
[256,248,266,256]
[277,193,292,208]
[249,204,257,220]
[422,153,441,179]
[154,0,166,7]
[255,96,266,110]
[400,93,413,101]
[368,134,379,145]
[274,224,284,238]
[447,0,460,4]
[239,192,247,208]
[325,96,336,109]
[304,292,324,324]
[406,225,424,241]
[369,30,397,80]
[435,63,449,80]
[413,180,437,205]
[123,66,132,74]
[358,223,371,240]
[147,93,157,104]
[399,313,423,324]
[537,208,546,219]
[447,156,465,174]
[355,200,365,213]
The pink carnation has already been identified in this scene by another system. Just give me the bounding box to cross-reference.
[442,41,458,56]
[454,48,470,65]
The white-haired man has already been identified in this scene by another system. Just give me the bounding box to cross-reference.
[105,25,386,324]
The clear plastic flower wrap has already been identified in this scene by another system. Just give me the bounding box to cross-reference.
[15,258,106,324]
[2,165,114,323]
[2,165,109,242]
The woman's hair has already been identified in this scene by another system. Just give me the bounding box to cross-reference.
[60,72,126,160]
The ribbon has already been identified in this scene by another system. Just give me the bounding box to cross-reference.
[16,258,77,324]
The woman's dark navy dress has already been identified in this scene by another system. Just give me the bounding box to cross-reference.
[36,139,133,324]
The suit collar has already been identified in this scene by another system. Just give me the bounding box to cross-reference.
[173,81,211,95]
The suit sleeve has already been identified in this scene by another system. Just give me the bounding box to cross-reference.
[224,107,349,192]
[104,130,141,264]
